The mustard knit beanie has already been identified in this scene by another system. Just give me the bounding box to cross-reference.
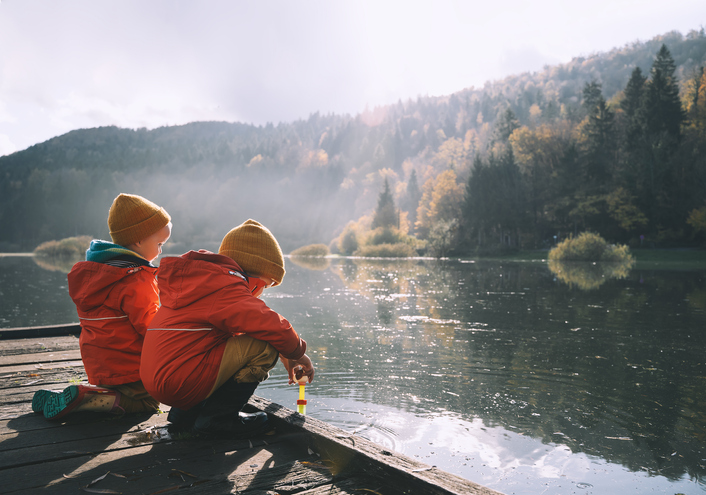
[108,193,171,246]
[219,219,285,286]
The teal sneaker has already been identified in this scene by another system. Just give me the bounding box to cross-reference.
[43,385,82,420]
[43,385,119,420]
[31,389,58,414]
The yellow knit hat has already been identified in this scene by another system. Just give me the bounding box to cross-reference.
[108,193,171,246]
[218,219,285,286]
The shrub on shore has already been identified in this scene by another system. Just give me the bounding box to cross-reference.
[549,232,634,263]
[34,236,92,258]
[290,244,330,257]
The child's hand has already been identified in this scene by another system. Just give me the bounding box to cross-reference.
[281,354,315,384]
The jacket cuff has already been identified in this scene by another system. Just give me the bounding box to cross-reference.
[284,338,306,360]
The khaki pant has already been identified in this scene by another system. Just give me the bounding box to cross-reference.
[103,381,160,414]
[208,335,279,398]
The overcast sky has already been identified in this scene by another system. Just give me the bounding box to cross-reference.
[1,0,705,156]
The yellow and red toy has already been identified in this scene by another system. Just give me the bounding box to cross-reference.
[296,374,307,415]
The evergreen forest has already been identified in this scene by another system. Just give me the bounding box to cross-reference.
[1,29,706,254]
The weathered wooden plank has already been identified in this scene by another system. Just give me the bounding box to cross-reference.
[1,435,321,494]
[0,365,86,395]
[0,335,80,356]
[0,411,168,454]
[0,349,82,366]
[0,323,81,340]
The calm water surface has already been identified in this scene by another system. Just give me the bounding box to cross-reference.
[1,254,705,495]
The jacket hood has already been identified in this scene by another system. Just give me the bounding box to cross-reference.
[68,261,155,311]
[157,250,248,310]
[85,239,151,265]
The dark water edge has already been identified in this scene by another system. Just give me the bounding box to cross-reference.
[1,254,705,494]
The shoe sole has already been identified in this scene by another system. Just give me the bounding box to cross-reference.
[32,390,56,414]
[44,385,81,420]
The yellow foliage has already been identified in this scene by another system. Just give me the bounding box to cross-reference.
[606,188,648,232]
[433,137,466,171]
[415,169,463,239]
[297,149,328,172]
[247,154,264,167]
[509,123,572,174]
[687,206,706,234]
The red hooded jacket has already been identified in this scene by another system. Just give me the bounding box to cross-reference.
[68,262,159,386]
[139,250,306,409]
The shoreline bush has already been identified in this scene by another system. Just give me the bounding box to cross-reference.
[549,232,634,263]
[34,236,92,258]
[290,244,330,257]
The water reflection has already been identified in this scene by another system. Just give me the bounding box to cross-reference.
[262,257,706,491]
[0,256,79,327]
[3,255,705,493]
[289,255,331,271]
[548,259,635,290]
[32,254,82,273]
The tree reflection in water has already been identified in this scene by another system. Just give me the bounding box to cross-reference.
[266,257,706,491]
[548,259,634,290]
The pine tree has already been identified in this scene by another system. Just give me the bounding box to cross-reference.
[402,170,422,232]
[621,67,647,155]
[642,44,684,144]
[635,44,686,234]
[581,83,615,192]
[372,178,398,229]
[622,67,646,118]
[582,81,604,113]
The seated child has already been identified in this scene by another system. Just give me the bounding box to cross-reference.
[140,219,315,437]
[32,193,172,420]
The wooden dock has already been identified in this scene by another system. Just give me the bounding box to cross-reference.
[0,331,503,495]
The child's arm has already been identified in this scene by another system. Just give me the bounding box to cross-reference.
[209,288,306,359]
[119,271,160,335]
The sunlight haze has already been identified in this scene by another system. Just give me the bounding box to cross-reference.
[0,0,704,156]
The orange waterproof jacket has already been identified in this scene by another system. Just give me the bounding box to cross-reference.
[68,261,159,386]
[140,250,306,410]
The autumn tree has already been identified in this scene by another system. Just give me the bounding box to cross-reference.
[510,123,574,241]
[415,169,464,241]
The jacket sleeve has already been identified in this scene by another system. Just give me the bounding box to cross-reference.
[118,270,160,337]
[207,285,306,360]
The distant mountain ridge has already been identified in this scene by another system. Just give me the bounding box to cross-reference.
[1,29,705,252]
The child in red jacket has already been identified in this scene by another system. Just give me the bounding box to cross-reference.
[32,193,172,420]
[140,219,315,437]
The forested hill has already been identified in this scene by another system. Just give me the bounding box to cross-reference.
[2,29,706,253]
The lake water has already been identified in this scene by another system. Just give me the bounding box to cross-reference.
[1,253,705,495]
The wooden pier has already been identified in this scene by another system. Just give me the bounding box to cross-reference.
[0,330,503,495]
